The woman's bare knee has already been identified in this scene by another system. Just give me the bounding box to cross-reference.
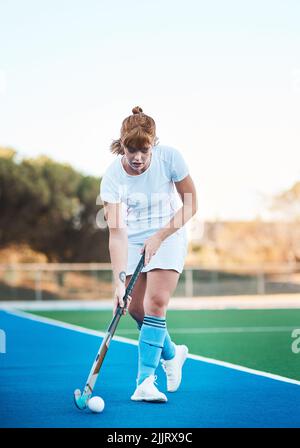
[144,292,169,317]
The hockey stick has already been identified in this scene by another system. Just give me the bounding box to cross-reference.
[74,253,145,409]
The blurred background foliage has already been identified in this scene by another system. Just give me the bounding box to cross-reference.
[0,146,109,262]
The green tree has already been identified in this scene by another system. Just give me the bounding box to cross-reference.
[0,147,109,262]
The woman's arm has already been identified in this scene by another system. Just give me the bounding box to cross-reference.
[141,175,198,265]
[156,174,198,241]
[104,202,129,312]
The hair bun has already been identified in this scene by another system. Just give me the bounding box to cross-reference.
[132,106,143,115]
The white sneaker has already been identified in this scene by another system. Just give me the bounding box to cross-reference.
[131,375,168,402]
[161,345,188,392]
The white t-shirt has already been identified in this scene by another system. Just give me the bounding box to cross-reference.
[100,145,189,244]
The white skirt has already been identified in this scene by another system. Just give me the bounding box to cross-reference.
[126,229,188,276]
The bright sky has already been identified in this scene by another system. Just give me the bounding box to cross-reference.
[1,0,300,221]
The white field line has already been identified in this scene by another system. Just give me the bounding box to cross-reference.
[5,309,300,387]
[5,308,138,346]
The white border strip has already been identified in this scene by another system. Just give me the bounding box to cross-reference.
[1,293,300,311]
[5,309,300,387]
[0,301,113,311]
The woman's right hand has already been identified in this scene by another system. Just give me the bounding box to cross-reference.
[113,284,131,316]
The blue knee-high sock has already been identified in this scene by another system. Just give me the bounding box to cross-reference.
[137,319,175,361]
[161,331,176,360]
[137,315,167,385]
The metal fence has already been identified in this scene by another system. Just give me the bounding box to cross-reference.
[1,262,300,301]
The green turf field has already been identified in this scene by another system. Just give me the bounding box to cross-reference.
[30,308,300,381]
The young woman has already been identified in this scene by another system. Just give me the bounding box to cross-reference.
[100,106,197,402]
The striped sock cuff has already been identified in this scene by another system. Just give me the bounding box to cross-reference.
[143,315,166,329]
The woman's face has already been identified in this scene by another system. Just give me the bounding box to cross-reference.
[123,144,152,173]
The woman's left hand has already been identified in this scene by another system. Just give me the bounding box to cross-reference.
[141,234,163,266]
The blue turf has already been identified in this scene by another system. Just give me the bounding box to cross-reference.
[1,310,300,428]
